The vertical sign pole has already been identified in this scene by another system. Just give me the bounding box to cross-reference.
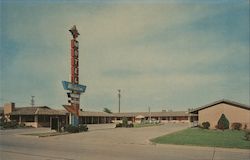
[69,25,80,126]
[62,25,86,127]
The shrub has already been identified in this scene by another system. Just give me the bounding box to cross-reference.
[115,123,122,128]
[2,120,18,129]
[122,117,128,127]
[79,124,88,132]
[19,123,26,127]
[64,125,79,133]
[245,131,250,141]
[243,124,247,130]
[127,123,134,128]
[64,124,88,133]
[116,122,134,128]
[231,123,242,130]
[217,114,229,130]
[201,122,210,129]
[0,117,7,126]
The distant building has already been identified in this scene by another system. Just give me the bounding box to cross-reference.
[79,111,114,124]
[112,111,193,124]
[189,99,250,129]
[3,103,115,128]
[9,105,67,128]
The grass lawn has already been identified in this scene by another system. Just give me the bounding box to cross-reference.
[22,132,68,137]
[151,128,250,149]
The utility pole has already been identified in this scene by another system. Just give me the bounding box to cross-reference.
[118,89,121,113]
[149,106,151,123]
[31,96,35,107]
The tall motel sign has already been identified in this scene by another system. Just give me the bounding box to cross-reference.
[62,25,86,126]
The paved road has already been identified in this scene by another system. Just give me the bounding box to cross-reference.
[0,123,249,160]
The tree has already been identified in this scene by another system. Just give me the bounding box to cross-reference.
[103,107,112,114]
[217,113,229,130]
[201,121,210,129]
[122,117,128,127]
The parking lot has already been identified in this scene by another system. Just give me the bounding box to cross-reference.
[1,123,249,160]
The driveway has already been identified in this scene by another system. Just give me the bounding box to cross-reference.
[1,123,249,160]
[52,123,188,145]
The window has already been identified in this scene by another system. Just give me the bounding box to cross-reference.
[23,115,35,122]
[38,115,50,122]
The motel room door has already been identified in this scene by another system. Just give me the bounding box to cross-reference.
[51,117,59,131]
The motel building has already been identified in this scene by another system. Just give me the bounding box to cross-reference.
[4,103,67,128]
[78,111,114,124]
[112,111,194,124]
[189,99,250,129]
[1,99,249,129]
[2,103,115,128]
[2,103,194,128]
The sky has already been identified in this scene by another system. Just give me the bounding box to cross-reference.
[0,0,249,112]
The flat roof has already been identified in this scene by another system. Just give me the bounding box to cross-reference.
[9,107,193,117]
[11,106,66,116]
[79,111,114,117]
[113,111,189,117]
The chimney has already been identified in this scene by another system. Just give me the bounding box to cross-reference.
[4,102,15,115]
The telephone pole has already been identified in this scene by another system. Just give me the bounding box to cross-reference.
[118,89,121,113]
[31,96,35,107]
[149,106,151,123]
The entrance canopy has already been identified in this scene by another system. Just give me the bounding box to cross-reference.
[135,115,145,119]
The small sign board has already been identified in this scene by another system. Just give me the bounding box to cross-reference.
[63,104,79,116]
[69,99,80,104]
[62,81,86,93]
[67,93,80,99]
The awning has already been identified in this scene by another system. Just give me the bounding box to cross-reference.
[135,115,145,119]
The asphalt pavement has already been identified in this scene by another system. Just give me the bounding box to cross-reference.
[0,123,249,160]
